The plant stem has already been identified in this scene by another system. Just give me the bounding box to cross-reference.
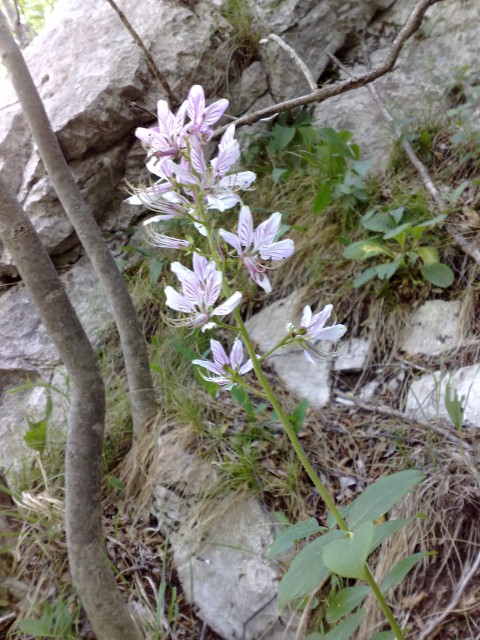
[364,565,405,640]
[202,213,404,640]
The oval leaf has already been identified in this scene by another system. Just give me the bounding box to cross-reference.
[348,470,425,529]
[277,530,344,610]
[343,240,391,261]
[268,517,324,558]
[381,552,431,592]
[326,586,371,623]
[419,262,454,287]
[323,521,374,579]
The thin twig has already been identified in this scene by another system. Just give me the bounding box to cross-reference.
[214,0,441,136]
[416,548,480,640]
[357,42,480,267]
[333,389,472,451]
[262,33,317,91]
[104,0,175,105]
[0,611,16,627]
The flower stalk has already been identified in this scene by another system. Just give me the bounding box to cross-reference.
[130,84,404,640]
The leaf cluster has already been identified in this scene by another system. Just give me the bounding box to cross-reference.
[343,206,454,288]
[270,470,430,639]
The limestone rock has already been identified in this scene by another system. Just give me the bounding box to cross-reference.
[405,364,480,428]
[400,300,463,357]
[252,0,393,102]
[334,337,370,372]
[151,437,299,639]
[245,291,335,409]
[313,0,480,170]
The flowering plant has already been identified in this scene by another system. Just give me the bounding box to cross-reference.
[129,84,345,373]
[130,84,413,640]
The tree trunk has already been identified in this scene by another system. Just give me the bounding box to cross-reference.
[0,175,142,640]
[0,13,157,436]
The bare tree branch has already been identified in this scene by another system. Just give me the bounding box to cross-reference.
[0,13,158,435]
[104,0,175,105]
[261,33,317,91]
[214,0,442,136]
[0,175,142,640]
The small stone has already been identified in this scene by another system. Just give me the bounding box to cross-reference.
[405,364,480,427]
[245,292,334,408]
[333,337,369,371]
[400,300,462,356]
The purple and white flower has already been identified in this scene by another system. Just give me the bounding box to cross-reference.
[219,205,294,293]
[287,304,347,364]
[165,253,242,331]
[185,85,229,140]
[193,338,254,390]
[135,99,188,159]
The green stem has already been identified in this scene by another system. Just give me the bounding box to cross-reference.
[364,565,405,640]
[201,216,404,640]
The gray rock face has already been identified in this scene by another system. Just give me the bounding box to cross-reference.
[250,0,394,103]
[312,0,480,170]
[405,364,480,428]
[0,0,230,273]
[400,300,463,357]
[245,291,335,408]
[151,438,299,640]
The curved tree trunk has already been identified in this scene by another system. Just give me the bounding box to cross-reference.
[0,175,142,640]
[0,13,157,436]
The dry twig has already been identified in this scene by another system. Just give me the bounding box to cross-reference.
[214,0,441,136]
[104,0,175,105]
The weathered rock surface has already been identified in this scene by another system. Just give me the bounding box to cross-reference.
[405,364,480,428]
[245,291,335,408]
[151,437,299,640]
[400,300,463,356]
[313,0,480,170]
[0,0,231,273]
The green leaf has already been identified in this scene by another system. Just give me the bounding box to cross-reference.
[347,470,426,529]
[361,210,396,233]
[381,552,431,592]
[445,381,466,430]
[382,222,412,240]
[317,128,356,159]
[389,207,405,224]
[289,399,309,433]
[351,159,372,176]
[17,619,52,636]
[449,180,470,205]
[269,124,296,152]
[375,257,402,281]
[271,167,288,184]
[313,183,332,215]
[268,517,324,558]
[371,517,418,551]
[343,240,392,261]
[370,631,397,640]
[148,259,164,284]
[414,214,447,230]
[322,609,366,640]
[305,634,323,640]
[24,420,48,454]
[231,387,254,419]
[353,266,380,288]
[416,246,439,265]
[326,586,371,623]
[277,530,344,610]
[323,522,374,579]
[106,475,125,492]
[419,263,454,287]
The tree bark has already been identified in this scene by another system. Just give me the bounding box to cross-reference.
[0,176,142,640]
[0,14,157,436]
